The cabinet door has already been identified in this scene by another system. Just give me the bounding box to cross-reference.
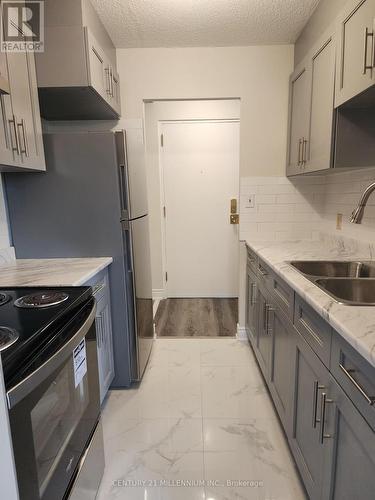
[286,63,310,176]
[85,28,108,101]
[289,330,332,500]
[256,285,272,379]
[336,0,375,107]
[323,374,375,500]
[268,305,293,433]
[6,48,45,170]
[305,34,336,173]
[245,267,257,345]
[96,295,115,404]
[112,70,121,113]
[0,51,16,167]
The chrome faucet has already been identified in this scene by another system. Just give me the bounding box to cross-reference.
[350,181,375,224]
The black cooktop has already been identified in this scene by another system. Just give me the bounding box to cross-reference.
[0,286,93,389]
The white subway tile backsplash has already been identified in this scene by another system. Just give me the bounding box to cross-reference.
[240,167,375,244]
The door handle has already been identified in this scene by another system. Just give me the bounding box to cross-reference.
[302,138,308,166]
[230,198,239,224]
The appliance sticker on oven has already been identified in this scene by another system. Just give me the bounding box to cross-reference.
[73,339,87,388]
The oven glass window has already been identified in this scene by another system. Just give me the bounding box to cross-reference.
[31,356,89,496]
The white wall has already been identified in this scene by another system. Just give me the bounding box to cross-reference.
[145,99,240,295]
[116,46,294,178]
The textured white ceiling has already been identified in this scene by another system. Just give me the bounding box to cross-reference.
[91,0,321,48]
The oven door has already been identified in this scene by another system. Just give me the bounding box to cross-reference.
[7,299,100,500]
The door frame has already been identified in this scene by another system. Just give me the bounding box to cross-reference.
[158,118,240,298]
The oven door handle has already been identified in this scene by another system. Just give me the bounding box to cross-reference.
[6,302,96,410]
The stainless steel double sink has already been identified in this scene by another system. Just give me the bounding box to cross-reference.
[290,260,375,306]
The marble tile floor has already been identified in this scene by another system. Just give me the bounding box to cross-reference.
[97,338,307,500]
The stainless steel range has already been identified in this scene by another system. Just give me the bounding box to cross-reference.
[0,286,104,500]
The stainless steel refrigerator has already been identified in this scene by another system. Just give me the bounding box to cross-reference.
[4,129,154,387]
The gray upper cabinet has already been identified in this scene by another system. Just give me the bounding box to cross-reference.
[0,34,45,171]
[287,28,336,176]
[36,0,121,120]
[286,63,310,176]
[305,33,336,173]
[335,0,375,107]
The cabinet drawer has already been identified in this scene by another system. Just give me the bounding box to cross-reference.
[258,258,294,319]
[246,246,258,274]
[294,295,332,366]
[331,332,375,431]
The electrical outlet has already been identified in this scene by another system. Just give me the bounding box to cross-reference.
[247,194,255,208]
[336,213,343,230]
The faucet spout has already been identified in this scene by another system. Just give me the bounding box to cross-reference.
[350,181,375,224]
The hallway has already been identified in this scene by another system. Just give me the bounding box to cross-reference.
[97,339,306,500]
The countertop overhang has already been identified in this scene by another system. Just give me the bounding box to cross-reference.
[0,257,113,287]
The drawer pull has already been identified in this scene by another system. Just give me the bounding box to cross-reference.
[339,363,375,406]
[265,305,275,335]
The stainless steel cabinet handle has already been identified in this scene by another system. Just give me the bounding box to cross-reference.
[251,283,257,306]
[92,282,106,296]
[96,314,103,348]
[259,265,268,277]
[363,27,374,74]
[312,380,325,428]
[110,69,114,97]
[319,392,333,444]
[266,306,275,335]
[302,138,308,166]
[297,138,303,166]
[8,116,20,155]
[105,67,111,96]
[339,363,375,405]
[17,118,28,157]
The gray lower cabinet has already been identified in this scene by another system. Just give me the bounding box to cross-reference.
[245,266,257,344]
[255,283,272,378]
[95,294,115,404]
[85,269,115,404]
[289,329,332,500]
[324,374,375,500]
[245,246,375,499]
[268,304,293,432]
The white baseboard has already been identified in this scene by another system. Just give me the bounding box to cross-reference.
[152,289,166,300]
[236,324,247,341]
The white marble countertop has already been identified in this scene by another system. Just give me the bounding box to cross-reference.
[0,258,113,287]
[245,237,375,368]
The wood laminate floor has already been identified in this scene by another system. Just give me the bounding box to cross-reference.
[155,298,238,337]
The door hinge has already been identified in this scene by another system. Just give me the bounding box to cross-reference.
[160,133,164,147]
[163,206,166,218]
[165,271,168,282]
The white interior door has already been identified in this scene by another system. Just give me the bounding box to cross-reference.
[160,120,240,298]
